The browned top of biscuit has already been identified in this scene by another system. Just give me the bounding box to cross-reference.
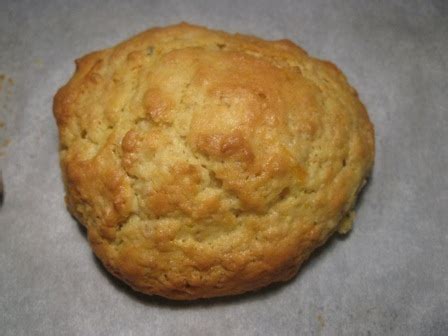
[54,23,374,299]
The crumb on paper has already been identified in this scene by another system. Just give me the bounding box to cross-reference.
[34,58,44,68]
[0,138,10,158]
[317,313,325,329]
[0,117,10,157]
[0,74,14,95]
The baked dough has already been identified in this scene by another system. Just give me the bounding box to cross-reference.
[54,23,374,300]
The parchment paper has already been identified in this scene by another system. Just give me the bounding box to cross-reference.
[1,1,447,335]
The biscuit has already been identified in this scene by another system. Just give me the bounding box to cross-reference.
[54,23,374,300]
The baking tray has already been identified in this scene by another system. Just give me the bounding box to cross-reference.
[1,0,447,335]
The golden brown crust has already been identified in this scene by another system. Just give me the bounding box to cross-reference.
[54,22,375,300]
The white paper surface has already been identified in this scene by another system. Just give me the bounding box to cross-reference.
[1,0,447,335]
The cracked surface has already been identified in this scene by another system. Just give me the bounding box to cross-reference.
[53,23,374,300]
